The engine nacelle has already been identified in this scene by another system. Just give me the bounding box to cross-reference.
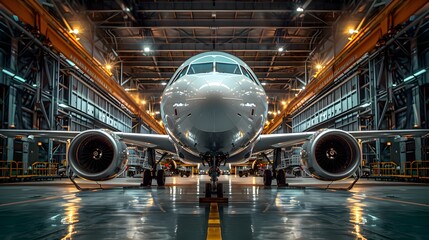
[301,129,361,181]
[68,129,128,181]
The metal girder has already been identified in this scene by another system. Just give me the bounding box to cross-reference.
[264,0,429,134]
[0,0,165,134]
[115,43,312,52]
[121,60,306,67]
[97,20,332,29]
[127,72,300,79]
[123,64,305,70]
[86,1,345,13]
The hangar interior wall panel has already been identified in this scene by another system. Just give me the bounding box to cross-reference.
[69,74,132,132]
[292,76,360,132]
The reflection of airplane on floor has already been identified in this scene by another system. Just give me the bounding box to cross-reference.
[1,52,428,197]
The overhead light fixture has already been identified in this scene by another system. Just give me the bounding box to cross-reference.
[281,101,286,105]
[404,69,427,82]
[141,100,147,105]
[65,59,76,67]
[144,47,151,52]
[296,7,304,12]
[125,7,130,12]
[261,82,267,86]
[70,28,79,34]
[2,69,26,83]
[316,64,323,70]
[348,28,358,35]
[161,82,167,85]
[414,69,427,76]
[106,64,112,70]
[278,47,284,52]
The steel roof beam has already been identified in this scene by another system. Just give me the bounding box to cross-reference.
[115,43,311,52]
[97,20,332,29]
[86,2,344,13]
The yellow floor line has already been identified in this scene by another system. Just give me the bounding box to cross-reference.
[206,202,222,240]
[365,195,429,207]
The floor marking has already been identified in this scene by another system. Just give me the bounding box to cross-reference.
[206,202,222,240]
[0,194,75,207]
[365,195,429,207]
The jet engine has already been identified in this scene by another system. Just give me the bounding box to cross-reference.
[68,129,128,181]
[301,129,361,181]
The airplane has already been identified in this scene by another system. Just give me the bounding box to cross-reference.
[1,51,428,197]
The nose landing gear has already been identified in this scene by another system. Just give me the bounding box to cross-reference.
[200,155,228,203]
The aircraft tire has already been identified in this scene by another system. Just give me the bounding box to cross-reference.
[263,170,272,186]
[277,169,286,186]
[205,183,212,198]
[216,183,224,198]
[157,169,166,186]
[142,169,152,186]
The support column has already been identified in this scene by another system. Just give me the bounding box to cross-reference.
[22,140,29,173]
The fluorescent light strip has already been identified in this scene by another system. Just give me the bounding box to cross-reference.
[414,69,426,76]
[2,69,26,82]
[404,75,414,82]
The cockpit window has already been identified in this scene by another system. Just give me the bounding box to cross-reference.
[178,66,188,79]
[169,65,188,85]
[216,62,241,74]
[240,66,259,85]
[188,62,213,75]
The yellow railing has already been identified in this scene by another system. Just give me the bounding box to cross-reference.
[31,162,58,176]
[370,161,399,176]
[0,160,59,181]
[0,160,13,179]
[404,160,429,178]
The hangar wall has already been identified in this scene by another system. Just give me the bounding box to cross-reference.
[288,12,429,171]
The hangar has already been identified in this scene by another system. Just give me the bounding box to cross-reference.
[0,0,428,239]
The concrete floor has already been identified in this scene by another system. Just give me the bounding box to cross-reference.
[0,175,428,240]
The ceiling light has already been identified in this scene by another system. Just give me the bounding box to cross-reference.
[348,28,358,34]
[161,82,167,85]
[141,100,147,105]
[296,7,304,12]
[281,101,286,105]
[414,69,427,76]
[70,28,79,34]
[125,7,130,12]
[316,64,323,70]
[261,82,267,86]
[106,64,112,70]
[144,47,151,52]
[278,47,284,52]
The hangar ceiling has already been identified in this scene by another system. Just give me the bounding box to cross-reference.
[48,0,387,121]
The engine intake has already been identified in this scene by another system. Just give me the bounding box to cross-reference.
[68,129,128,181]
[301,129,361,181]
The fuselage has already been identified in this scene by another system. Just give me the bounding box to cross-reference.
[160,52,268,163]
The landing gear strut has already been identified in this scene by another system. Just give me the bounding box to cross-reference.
[202,155,226,198]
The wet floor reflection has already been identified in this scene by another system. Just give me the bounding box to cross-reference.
[60,194,81,239]
[347,194,368,240]
[1,177,429,239]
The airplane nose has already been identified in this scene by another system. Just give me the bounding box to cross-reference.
[189,78,238,101]
[186,75,242,133]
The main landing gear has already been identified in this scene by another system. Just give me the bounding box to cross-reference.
[141,148,167,187]
[200,155,227,202]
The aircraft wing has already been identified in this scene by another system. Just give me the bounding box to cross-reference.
[0,129,176,153]
[253,129,429,153]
